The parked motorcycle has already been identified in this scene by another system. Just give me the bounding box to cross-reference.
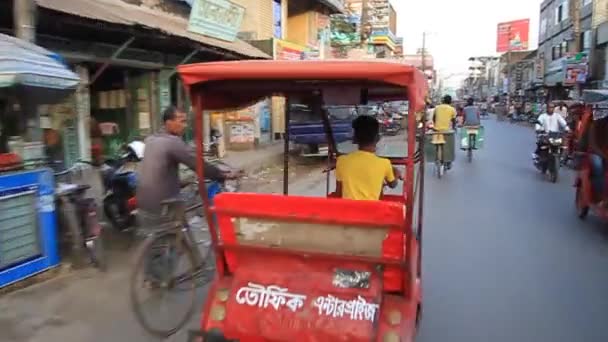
[534,131,563,183]
[102,141,144,231]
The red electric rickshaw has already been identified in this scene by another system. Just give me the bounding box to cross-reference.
[178,60,428,342]
[575,90,608,221]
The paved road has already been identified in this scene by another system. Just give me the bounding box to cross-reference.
[3,118,608,342]
[416,118,608,342]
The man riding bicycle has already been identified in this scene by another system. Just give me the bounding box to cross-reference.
[432,95,457,169]
[462,98,481,149]
[137,106,240,230]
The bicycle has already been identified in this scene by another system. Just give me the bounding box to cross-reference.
[54,161,106,270]
[463,126,480,163]
[130,177,240,338]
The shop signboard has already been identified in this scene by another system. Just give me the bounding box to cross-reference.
[496,19,530,53]
[274,39,308,60]
[366,0,390,31]
[188,0,245,42]
[564,63,588,85]
[535,55,544,83]
[330,13,362,46]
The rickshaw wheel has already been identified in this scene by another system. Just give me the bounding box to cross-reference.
[576,187,590,220]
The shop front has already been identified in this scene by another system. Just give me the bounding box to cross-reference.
[0,34,79,287]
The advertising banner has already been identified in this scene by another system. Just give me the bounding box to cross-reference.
[496,19,530,53]
[188,0,245,42]
[274,39,307,60]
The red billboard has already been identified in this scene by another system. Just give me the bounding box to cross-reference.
[496,19,530,53]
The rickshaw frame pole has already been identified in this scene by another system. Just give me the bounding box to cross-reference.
[404,91,417,300]
[283,97,291,195]
[193,89,226,276]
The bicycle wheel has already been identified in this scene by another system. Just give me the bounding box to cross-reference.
[130,232,198,338]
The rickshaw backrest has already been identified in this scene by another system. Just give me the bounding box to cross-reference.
[212,193,407,291]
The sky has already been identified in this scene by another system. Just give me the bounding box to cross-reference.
[393,0,543,87]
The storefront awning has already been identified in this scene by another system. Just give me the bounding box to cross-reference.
[0,33,80,90]
[36,0,271,59]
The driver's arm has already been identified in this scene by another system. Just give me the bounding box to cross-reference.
[535,115,545,131]
[385,160,399,189]
[173,140,224,180]
[558,115,570,131]
[335,157,344,197]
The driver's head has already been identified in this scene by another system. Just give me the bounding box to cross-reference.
[547,103,555,115]
[163,106,187,136]
[352,115,380,147]
[467,98,474,106]
[442,95,452,105]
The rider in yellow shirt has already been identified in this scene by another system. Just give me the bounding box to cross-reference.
[433,95,457,131]
[336,115,402,200]
[432,95,457,169]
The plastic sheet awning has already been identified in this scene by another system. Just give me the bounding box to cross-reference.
[0,33,80,91]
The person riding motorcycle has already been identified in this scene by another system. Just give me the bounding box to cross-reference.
[533,103,570,160]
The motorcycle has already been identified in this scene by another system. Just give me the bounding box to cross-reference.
[102,141,144,231]
[534,131,563,183]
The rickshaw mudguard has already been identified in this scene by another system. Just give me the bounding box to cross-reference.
[198,192,417,341]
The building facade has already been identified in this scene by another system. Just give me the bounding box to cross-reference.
[2,0,269,165]
[538,0,593,100]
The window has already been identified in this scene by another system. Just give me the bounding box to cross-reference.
[582,30,592,50]
[552,45,560,60]
[540,18,547,40]
[273,0,282,39]
[583,0,592,6]
[561,41,569,56]
[555,1,569,24]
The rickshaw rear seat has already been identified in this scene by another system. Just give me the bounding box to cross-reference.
[212,192,407,292]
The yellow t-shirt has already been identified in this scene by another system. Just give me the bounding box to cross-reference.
[336,150,395,201]
[434,104,457,131]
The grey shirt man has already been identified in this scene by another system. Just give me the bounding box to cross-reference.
[462,105,481,126]
[136,129,222,214]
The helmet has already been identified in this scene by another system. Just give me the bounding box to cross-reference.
[126,141,145,160]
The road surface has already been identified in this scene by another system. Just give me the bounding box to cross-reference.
[415,118,608,342]
[2,118,608,342]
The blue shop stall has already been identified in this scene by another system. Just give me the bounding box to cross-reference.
[0,33,80,287]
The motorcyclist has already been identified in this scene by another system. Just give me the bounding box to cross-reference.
[533,103,570,160]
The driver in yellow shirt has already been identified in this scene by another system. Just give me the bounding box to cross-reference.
[336,115,402,201]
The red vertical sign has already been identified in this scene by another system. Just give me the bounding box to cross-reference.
[496,19,530,53]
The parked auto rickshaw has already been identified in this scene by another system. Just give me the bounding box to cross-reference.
[575,90,608,221]
[177,60,428,342]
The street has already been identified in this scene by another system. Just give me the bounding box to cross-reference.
[3,118,608,342]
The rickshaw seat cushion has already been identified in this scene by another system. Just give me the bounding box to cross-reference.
[213,192,407,291]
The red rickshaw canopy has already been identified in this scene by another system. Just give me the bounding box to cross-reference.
[177,60,428,113]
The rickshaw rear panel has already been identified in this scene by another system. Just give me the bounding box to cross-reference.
[201,257,419,342]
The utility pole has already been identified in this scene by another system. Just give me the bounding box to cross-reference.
[421,32,427,73]
[506,25,512,112]
[13,0,36,42]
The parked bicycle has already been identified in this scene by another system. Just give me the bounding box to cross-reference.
[54,161,106,270]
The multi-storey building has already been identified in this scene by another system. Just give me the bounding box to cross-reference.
[537,0,593,100]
